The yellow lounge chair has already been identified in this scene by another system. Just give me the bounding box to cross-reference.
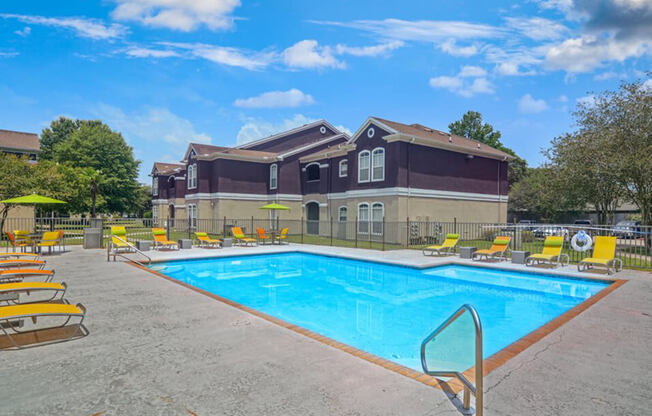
[231,227,257,246]
[37,231,62,255]
[0,302,87,349]
[274,228,289,245]
[111,226,136,254]
[473,236,512,261]
[152,228,179,250]
[526,236,569,267]
[256,228,272,245]
[0,259,45,269]
[5,232,31,253]
[0,269,55,283]
[423,233,460,256]
[0,252,39,260]
[578,236,622,274]
[195,232,222,248]
[0,281,67,304]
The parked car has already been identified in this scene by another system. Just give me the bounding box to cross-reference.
[517,220,537,231]
[612,220,642,239]
[533,226,569,239]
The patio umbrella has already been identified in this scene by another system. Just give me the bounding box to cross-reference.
[0,193,66,234]
[259,203,290,231]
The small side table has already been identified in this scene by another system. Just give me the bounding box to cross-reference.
[136,240,151,251]
[460,247,477,259]
[512,251,530,264]
[222,238,233,248]
[179,239,192,249]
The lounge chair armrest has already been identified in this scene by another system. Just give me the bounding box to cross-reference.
[559,253,570,266]
[76,303,87,315]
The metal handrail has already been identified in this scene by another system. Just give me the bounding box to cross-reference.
[107,235,151,265]
[421,304,483,416]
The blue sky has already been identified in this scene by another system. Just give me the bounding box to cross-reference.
[1,0,650,182]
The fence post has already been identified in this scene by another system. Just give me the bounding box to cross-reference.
[355,216,358,248]
[406,217,410,248]
[454,217,457,234]
[166,217,171,240]
[328,217,332,246]
[382,216,385,251]
[300,216,304,244]
[223,216,226,237]
[251,216,254,238]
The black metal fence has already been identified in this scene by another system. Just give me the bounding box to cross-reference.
[2,217,650,269]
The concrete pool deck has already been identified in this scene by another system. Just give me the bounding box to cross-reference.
[1,245,651,415]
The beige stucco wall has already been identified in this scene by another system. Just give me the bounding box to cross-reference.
[0,205,35,232]
[397,196,507,223]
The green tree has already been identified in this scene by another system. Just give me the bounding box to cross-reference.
[449,110,527,186]
[49,122,140,214]
[0,154,38,232]
[39,117,102,161]
[509,167,582,222]
[133,185,153,217]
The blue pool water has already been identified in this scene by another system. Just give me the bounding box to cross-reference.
[150,252,609,371]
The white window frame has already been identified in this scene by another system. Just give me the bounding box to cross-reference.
[269,164,278,190]
[152,176,158,196]
[371,147,385,182]
[188,204,197,228]
[338,206,348,222]
[305,162,321,182]
[152,205,159,219]
[371,202,384,235]
[357,202,369,234]
[358,151,370,183]
[338,160,348,177]
[187,164,198,190]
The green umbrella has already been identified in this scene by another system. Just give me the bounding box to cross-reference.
[259,203,290,210]
[0,194,66,204]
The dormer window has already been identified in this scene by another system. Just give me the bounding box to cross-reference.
[187,164,197,189]
[339,160,348,177]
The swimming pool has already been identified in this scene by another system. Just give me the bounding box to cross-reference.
[149,252,610,372]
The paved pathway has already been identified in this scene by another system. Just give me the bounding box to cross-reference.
[1,246,650,415]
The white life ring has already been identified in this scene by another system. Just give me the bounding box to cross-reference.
[571,230,593,252]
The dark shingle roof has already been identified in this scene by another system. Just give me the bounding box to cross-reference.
[0,129,40,153]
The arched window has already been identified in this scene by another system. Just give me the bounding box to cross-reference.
[187,164,197,189]
[371,202,384,235]
[371,148,385,182]
[338,206,347,222]
[358,151,370,183]
[269,164,278,190]
[306,163,320,181]
[152,176,158,196]
[358,203,369,233]
[339,160,348,177]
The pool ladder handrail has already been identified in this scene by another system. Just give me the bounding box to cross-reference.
[421,304,483,416]
[106,235,152,266]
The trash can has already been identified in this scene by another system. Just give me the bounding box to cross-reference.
[83,228,102,249]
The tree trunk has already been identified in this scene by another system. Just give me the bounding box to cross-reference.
[91,188,96,218]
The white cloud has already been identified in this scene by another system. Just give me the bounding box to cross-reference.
[438,39,479,57]
[459,65,487,77]
[124,47,179,58]
[335,41,404,57]
[310,19,507,42]
[643,78,652,90]
[576,94,596,106]
[545,34,650,73]
[558,95,568,102]
[495,62,537,76]
[111,0,241,31]
[429,76,463,89]
[159,42,275,70]
[283,40,344,69]
[14,26,31,37]
[593,71,628,81]
[234,89,315,109]
[504,17,569,40]
[236,114,318,145]
[429,65,494,97]
[93,104,211,181]
[518,94,549,113]
[0,52,19,58]
[0,14,127,40]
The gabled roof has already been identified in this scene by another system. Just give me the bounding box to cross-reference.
[236,119,341,150]
[0,129,40,153]
[350,117,513,161]
[299,142,356,163]
[151,162,184,176]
